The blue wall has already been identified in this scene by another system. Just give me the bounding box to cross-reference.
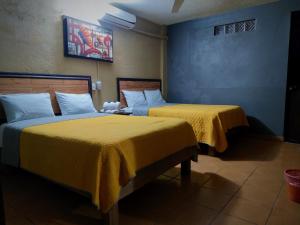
[167,0,300,135]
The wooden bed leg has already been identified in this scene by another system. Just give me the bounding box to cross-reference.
[103,204,119,225]
[181,159,191,176]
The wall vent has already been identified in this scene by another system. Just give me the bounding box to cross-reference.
[214,19,256,36]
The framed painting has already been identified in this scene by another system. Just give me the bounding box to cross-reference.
[63,16,113,63]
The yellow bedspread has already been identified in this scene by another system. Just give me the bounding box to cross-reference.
[20,115,197,213]
[149,104,248,152]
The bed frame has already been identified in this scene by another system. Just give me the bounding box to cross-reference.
[0,72,198,225]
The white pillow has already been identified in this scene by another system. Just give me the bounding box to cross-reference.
[0,93,55,123]
[55,92,97,115]
[144,89,166,106]
[122,90,147,107]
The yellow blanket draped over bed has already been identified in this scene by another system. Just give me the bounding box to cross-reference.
[149,104,248,152]
[20,115,197,213]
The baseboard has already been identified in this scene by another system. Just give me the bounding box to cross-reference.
[246,133,284,142]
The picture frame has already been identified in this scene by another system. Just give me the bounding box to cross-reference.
[63,16,113,63]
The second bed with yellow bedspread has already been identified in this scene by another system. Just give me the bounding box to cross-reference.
[149,104,248,152]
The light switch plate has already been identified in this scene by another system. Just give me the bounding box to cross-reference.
[92,83,96,91]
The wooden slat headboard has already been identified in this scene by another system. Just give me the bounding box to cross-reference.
[0,72,92,120]
[117,77,162,107]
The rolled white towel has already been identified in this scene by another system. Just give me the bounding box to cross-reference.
[114,101,121,110]
[103,102,121,111]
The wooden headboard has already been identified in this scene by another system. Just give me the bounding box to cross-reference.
[0,72,92,120]
[117,78,162,107]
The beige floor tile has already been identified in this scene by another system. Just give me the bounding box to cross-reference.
[223,197,271,225]
[217,163,257,175]
[176,171,211,188]
[122,183,183,210]
[203,174,241,195]
[176,203,217,225]
[163,167,181,178]
[191,161,221,174]
[197,154,223,164]
[254,166,285,179]
[266,208,300,225]
[190,187,232,210]
[244,173,283,191]
[125,200,183,225]
[120,182,185,225]
[216,168,251,185]
[212,214,256,225]
[236,182,281,208]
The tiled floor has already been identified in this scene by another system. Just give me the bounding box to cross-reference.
[2,136,300,225]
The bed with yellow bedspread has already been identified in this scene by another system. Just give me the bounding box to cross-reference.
[148,104,248,152]
[19,115,197,213]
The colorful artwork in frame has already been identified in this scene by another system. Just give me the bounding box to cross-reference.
[63,16,113,63]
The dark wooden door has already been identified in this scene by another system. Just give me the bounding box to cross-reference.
[285,11,300,143]
[0,176,5,225]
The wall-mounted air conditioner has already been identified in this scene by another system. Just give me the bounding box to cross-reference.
[98,5,136,30]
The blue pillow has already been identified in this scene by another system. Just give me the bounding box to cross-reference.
[0,93,55,123]
[55,92,97,115]
[144,89,166,106]
[122,90,147,107]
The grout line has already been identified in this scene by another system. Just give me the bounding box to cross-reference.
[223,214,257,225]
[208,166,258,225]
[264,180,285,225]
[234,214,260,225]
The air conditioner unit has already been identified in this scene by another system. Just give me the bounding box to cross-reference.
[98,5,136,30]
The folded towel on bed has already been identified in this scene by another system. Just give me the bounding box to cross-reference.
[103,101,121,111]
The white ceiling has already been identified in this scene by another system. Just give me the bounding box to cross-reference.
[104,0,278,25]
